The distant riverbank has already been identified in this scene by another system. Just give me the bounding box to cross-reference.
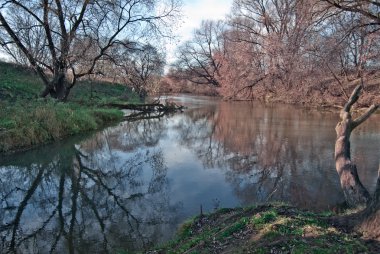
[160,70,380,110]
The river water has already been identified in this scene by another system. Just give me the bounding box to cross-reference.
[0,95,379,253]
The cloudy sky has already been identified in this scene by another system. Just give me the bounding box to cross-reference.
[166,0,233,63]
[178,0,233,41]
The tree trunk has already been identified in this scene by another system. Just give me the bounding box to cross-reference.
[40,72,71,101]
[329,169,380,239]
[363,167,380,215]
[52,75,70,101]
[352,169,380,240]
[335,116,370,206]
[335,85,378,207]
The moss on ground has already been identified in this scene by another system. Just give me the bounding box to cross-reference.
[150,204,380,254]
[0,61,139,153]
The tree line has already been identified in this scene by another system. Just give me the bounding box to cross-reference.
[2,1,378,104]
[168,0,380,105]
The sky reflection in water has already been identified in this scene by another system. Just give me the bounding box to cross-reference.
[0,95,379,253]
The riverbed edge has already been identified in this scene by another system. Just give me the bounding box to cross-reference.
[147,204,380,254]
[0,102,125,154]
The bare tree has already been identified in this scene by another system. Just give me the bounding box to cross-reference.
[322,0,380,26]
[321,1,379,211]
[335,85,378,206]
[229,0,322,92]
[165,0,379,105]
[112,43,166,100]
[0,0,180,100]
[217,33,267,99]
[320,4,380,74]
[173,20,226,87]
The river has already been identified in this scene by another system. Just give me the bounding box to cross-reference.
[0,95,379,253]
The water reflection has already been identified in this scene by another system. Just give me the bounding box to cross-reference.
[0,96,379,253]
[0,128,181,253]
[173,101,347,209]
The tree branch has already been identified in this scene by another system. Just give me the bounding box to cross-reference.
[323,0,380,24]
[352,104,379,129]
[343,84,362,113]
[0,11,51,87]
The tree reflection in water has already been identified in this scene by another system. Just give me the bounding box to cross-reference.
[0,97,379,253]
[0,118,181,253]
[173,100,377,209]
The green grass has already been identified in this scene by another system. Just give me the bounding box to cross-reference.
[251,210,278,225]
[0,61,42,100]
[0,61,139,153]
[220,217,250,238]
[151,204,376,254]
[67,79,140,106]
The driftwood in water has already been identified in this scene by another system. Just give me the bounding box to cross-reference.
[123,111,167,122]
[107,101,185,113]
[107,100,185,121]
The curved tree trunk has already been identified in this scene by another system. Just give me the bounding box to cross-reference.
[335,117,370,206]
[329,165,380,240]
[329,87,379,239]
[335,85,378,207]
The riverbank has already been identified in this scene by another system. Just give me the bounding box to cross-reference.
[150,204,380,253]
[0,61,139,153]
[161,71,380,110]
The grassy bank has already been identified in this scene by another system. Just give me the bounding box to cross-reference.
[151,204,380,254]
[0,61,138,153]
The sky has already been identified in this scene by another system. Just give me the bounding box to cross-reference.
[177,0,233,42]
[166,0,233,64]
[0,0,234,64]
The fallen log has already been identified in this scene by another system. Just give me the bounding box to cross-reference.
[107,101,185,113]
[124,111,167,122]
[106,100,185,121]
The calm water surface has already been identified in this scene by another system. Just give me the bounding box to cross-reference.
[0,95,379,253]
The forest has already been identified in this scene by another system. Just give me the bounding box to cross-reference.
[164,0,380,107]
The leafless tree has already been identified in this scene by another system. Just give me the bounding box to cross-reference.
[110,43,166,100]
[322,1,380,227]
[0,0,180,100]
[322,0,380,26]
[173,20,226,87]
[229,0,323,93]
[169,0,380,106]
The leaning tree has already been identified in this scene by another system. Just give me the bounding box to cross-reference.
[0,0,180,101]
[319,2,380,237]
[320,0,380,208]
[332,84,379,240]
[335,85,378,207]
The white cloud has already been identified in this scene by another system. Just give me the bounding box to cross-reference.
[166,0,233,64]
[180,0,232,41]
